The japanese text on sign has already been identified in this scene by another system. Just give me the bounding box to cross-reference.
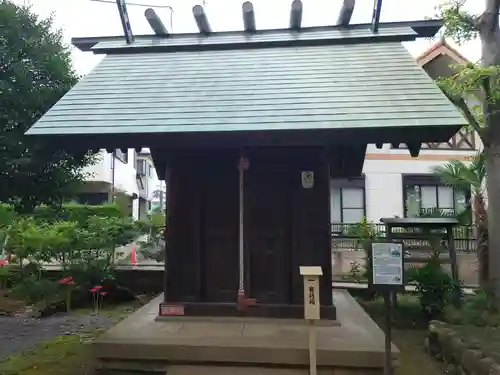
[371,242,404,286]
[308,286,315,305]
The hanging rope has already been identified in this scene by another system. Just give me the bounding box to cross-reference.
[236,155,257,311]
[237,155,249,297]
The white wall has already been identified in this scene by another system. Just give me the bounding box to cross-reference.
[362,156,470,222]
[83,150,140,219]
[145,162,159,202]
[331,141,477,223]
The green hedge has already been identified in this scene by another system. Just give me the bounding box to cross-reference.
[32,204,125,224]
[0,204,17,226]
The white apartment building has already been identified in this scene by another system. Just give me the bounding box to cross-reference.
[136,151,161,219]
[331,40,479,227]
[77,149,159,219]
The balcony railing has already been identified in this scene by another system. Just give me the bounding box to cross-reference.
[331,222,476,253]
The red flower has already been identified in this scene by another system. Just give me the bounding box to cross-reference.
[59,276,73,285]
[99,291,108,296]
[90,287,98,293]
[0,259,5,267]
[67,281,75,285]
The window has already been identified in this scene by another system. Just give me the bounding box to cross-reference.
[148,164,153,177]
[114,149,128,164]
[330,177,366,223]
[403,175,469,217]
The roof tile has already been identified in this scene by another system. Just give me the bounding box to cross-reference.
[26,42,465,136]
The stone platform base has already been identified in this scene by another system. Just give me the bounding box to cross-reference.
[92,290,398,374]
[166,365,382,374]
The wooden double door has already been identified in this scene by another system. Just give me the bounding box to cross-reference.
[200,156,292,304]
[198,149,330,307]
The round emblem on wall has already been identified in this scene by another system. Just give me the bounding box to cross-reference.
[301,171,314,188]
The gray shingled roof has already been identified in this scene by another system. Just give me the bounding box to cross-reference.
[26,41,465,136]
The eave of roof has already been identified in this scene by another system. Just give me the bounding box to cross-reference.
[72,19,443,53]
[416,37,469,66]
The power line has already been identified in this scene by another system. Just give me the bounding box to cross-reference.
[89,0,172,9]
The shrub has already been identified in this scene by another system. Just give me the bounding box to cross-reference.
[10,274,61,305]
[407,253,454,319]
[136,212,166,262]
[444,287,500,326]
[32,204,124,224]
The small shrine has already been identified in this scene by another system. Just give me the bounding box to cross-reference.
[26,1,466,372]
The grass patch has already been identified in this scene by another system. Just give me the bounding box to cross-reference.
[359,294,445,374]
[393,329,444,375]
[359,294,428,329]
[71,301,141,320]
[0,301,141,375]
[0,331,101,375]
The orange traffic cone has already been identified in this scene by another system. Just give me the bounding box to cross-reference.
[130,247,137,266]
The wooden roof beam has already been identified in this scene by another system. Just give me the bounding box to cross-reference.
[371,0,383,33]
[337,0,355,27]
[144,8,169,36]
[242,2,256,32]
[406,142,422,157]
[289,0,303,29]
[116,0,134,44]
[193,5,212,34]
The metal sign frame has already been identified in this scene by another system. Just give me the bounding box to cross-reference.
[366,240,406,293]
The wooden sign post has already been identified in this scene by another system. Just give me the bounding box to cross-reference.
[367,241,405,375]
[299,266,323,375]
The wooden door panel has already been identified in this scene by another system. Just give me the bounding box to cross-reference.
[245,159,291,304]
[203,233,238,302]
[201,158,239,303]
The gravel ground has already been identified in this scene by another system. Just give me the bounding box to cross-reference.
[0,313,118,360]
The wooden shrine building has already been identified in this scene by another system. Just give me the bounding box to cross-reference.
[26,1,466,320]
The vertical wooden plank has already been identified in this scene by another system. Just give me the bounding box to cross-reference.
[164,163,178,302]
[165,157,203,303]
[291,147,332,306]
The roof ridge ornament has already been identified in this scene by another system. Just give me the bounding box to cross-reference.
[337,0,355,27]
[193,4,212,34]
[242,2,256,33]
[289,0,303,29]
[145,8,169,36]
[116,0,134,44]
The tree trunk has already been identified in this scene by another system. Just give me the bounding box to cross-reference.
[479,0,500,296]
[485,142,500,294]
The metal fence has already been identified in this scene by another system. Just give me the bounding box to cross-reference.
[331,223,476,253]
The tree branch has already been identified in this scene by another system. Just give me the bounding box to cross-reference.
[474,0,500,31]
[445,92,484,138]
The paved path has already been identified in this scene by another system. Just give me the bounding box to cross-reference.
[0,313,118,361]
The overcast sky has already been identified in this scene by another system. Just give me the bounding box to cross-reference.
[18,0,483,75]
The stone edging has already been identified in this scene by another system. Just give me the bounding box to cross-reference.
[427,320,500,375]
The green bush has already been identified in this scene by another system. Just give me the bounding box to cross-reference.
[32,204,124,224]
[10,274,61,305]
[407,253,454,319]
[136,212,166,262]
[445,288,500,326]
